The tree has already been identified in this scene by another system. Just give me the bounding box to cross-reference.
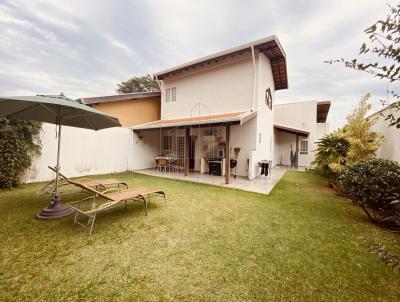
[326,3,400,127]
[344,93,384,164]
[312,94,384,176]
[0,116,42,188]
[312,129,350,176]
[116,74,159,94]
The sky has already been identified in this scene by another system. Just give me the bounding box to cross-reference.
[0,0,397,129]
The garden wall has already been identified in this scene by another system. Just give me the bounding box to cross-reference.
[370,107,400,163]
[24,123,133,183]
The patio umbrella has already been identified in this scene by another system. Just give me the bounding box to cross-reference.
[0,94,121,219]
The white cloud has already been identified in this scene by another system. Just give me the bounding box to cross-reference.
[104,34,136,58]
[0,0,394,129]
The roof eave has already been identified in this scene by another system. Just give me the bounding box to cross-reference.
[274,123,310,136]
[131,110,257,130]
[154,35,277,78]
[82,91,161,105]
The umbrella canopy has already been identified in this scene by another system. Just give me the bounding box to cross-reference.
[0,94,121,219]
[0,94,120,129]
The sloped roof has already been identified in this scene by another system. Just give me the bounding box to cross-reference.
[81,91,160,105]
[274,123,309,136]
[154,35,288,91]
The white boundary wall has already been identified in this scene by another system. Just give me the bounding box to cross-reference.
[24,123,133,183]
[370,106,400,163]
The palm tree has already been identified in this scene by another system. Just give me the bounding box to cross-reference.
[312,130,350,176]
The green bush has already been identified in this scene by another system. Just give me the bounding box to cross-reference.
[337,159,400,225]
[0,116,42,188]
[312,130,350,176]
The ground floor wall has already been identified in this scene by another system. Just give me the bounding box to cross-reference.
[371,114,400,163]
[230,118,257,177]
[24,123,133,183]
[274,130,311,167]
[132,119,258,178]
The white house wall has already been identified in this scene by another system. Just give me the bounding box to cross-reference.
[316,123,329,140]
[274,101,329,167]
[230,118,257,177]
[244,52,276,179]
[371,107,400,163]
[275,101,316,132]
[25,123,133,183]
[275,130,294,166]
[132,130,159,170]
[160,53,254,119]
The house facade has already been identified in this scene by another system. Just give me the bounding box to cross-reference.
[82,92,161,127]
[274,101,330,167]
[26,35,331,186]
[129,36,330,182]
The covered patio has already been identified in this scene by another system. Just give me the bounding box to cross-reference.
[134,166,291,195]
[130,110,286,194]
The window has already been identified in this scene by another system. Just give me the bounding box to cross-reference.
[171,87,176,102]
[300,140,308,154]
[163,136,172,151]
[165,87,176,102]
[177,136,185,159]
[265,88,272,110]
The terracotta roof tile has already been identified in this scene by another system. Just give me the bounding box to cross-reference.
[146,111,247,126]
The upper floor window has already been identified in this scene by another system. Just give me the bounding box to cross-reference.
[300,140,308,155]
[166,87,176,103]
[265,88,272,110]
[166,89,171,102]
[171,87,176,102]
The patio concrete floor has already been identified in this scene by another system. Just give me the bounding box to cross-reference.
[135,166,303,194]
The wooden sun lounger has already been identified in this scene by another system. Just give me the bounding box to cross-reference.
[65,179,166,235]
[38,166,128,195]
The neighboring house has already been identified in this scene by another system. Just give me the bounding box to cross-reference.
[128,35,331,182]
[368,102,400,163]
[82,91,161,127]
[274,100,330,167]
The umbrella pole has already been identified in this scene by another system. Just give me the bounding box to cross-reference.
[55,122,62,198]
[36,122,73,219]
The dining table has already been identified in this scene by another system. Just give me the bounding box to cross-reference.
[155,156,177,161]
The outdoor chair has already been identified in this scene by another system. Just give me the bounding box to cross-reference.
[39,166,128,195]
[64,178,166,235]
[157,158,168,172]
[172,158,185,173]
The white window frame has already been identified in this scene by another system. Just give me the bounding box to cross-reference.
[163,135,172,151]
[300,140,308,155]
[177,136,185,159]
[166,88,171,103]
[171,87,176,102]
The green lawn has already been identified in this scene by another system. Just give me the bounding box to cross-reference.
[0,171,399,301]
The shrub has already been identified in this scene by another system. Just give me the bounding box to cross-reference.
[0,116,42,188]
[312,130,350,176]
[337,159,400,225]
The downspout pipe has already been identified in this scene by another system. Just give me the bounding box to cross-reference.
[251,45,257,111]
[154,74,162,92]
[154,74,163,119]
